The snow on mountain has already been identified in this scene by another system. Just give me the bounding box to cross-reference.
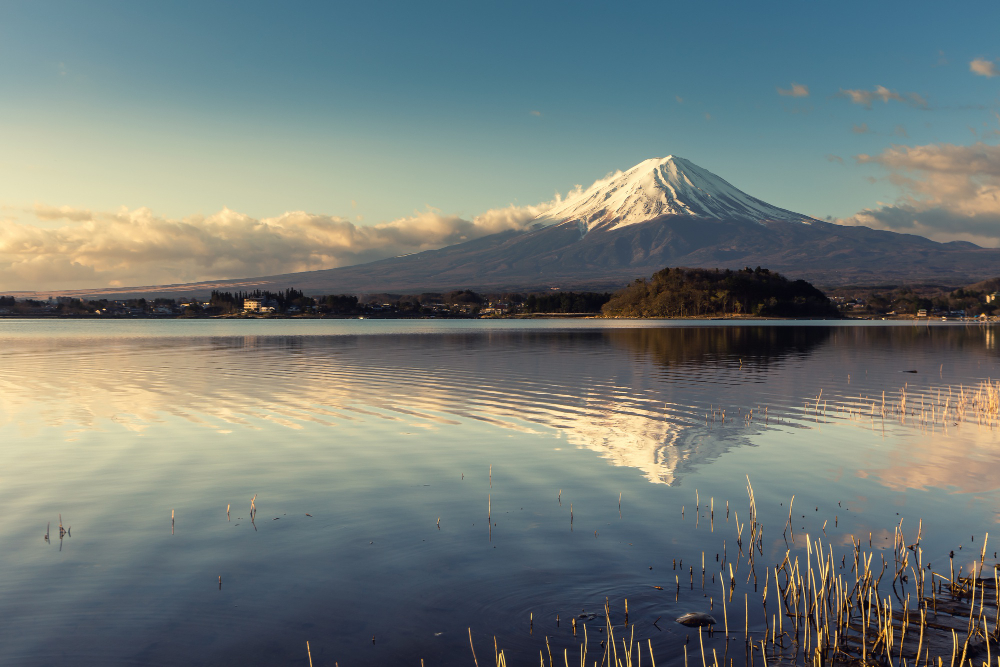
[538,156,816,232]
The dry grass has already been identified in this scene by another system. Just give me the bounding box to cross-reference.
[464,476,997,667]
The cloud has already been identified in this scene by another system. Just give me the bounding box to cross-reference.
[777,82,809,97]
[852,122,871,134]
[0,200,559,291]
[971,58,999,78]
[33,203,94,222]
[826,154,844,164]
[838,85,928,109]
[856,142,1000,179]
[838,142,1000,247]
[530,110,542,117]
[675,95,683,104]
[894,124,908,137]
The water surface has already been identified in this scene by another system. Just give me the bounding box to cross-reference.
[1,319,998,665]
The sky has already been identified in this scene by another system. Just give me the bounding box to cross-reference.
[2,0,999,290]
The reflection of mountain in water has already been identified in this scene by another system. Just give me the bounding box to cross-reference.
[1,326,840,487]
[559,414,757,486]
[4,324,994,488]
[554,327,832,484]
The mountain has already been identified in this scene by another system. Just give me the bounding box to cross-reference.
[538,156,815,231]
[46,156,1000,298]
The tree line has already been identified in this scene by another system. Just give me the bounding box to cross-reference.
[24,264,1000,320]
[600,267,840,318]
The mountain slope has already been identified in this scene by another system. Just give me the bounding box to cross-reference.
[206,214,999,295]
[44,156,1000,298]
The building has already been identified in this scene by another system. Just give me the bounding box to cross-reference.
[916,309,927,317]
[986,293,999,304]
[243,298,263,312]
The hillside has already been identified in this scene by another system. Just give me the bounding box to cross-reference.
[16,155,1000,300]
[601,266,839,318]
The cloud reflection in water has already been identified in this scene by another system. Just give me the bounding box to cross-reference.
[1,324,998,490]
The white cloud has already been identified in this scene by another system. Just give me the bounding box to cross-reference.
[777,82,809,97]
[838,85,928,109]
[838,142,1000,247]
[0,200,558,291]
[970,58,999,78]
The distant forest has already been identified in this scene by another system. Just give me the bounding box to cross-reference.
[522,292,611,313]
[601,267,840,318]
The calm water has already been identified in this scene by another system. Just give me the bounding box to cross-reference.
[1,319,999,666]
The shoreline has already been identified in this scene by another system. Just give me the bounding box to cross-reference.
[0,313,994,323]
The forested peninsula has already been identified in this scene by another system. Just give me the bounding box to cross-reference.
[600,267,840,318]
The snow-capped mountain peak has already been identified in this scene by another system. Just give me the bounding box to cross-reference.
[538,156,815,232]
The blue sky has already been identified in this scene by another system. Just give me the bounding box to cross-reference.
[2,0,999,289]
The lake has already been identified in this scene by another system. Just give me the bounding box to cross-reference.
[1,319,998,666]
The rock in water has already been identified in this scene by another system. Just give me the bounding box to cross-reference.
[676,612,718,627]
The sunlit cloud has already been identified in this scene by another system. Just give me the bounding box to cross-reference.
[826,154,844,164]
[777,82,809,97]
[970,58,999,78]
[852,122,871,134]
[837,142,1000,247]
[34,204,94,222]
[0,200,558,291]
[838,85,928,109]
[866,427,1000,494]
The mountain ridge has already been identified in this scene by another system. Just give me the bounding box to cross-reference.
[14,156,1000,298]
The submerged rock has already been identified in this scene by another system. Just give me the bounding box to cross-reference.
[675,612,717,627]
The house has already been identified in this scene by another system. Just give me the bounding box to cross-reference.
[243,298,263,312]
[916,309,927,317]
[986,293,999,304]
